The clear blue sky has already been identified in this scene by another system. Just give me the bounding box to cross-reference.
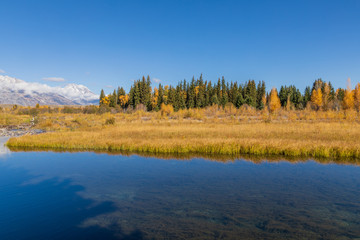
[0,0,359,94]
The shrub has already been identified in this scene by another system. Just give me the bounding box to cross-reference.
[62,106,82,114]
[83,105,98,114]
[160,103,174,117]
[105,117,115,125]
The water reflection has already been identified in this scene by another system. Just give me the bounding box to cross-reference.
[8,146,360,166]
[0,150,360,239]
[0,137,11,157]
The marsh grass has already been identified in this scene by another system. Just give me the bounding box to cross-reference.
[7,118,360,159]
[4,105,360,159]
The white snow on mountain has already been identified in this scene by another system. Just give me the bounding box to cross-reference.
[0,75,99,106]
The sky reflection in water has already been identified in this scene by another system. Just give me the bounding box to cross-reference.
[0,149,360,240]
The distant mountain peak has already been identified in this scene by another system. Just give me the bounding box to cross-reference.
[0,75,99,106]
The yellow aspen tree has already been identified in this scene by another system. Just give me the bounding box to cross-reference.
[269,88,281,112]
[119,94,129,108]
[343,78,354,110]
[261,94,266,107]
[152,87,159,109]
[343,89,354,110]
[311,88,322,110]
[354,83,360,111]
[322,83,330,110]
[100,96,110,106]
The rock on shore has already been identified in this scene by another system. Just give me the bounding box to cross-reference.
[0,125,45,137]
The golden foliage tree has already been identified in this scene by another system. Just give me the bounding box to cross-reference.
[269,88,281,112]
[160,103,174,116]
[119,94,129,108]
[343,78,354,110]
[152,87,159,109]
[261,94,266,107]
[311,88,323,110]
[343,89,354,110]
[322,83,330,110]
[100,96,110,106]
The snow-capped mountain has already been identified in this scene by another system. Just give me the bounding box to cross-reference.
[0,75,99,106]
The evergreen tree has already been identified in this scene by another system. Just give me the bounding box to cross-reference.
[244,80,257,108]
[211,94,220,105]
[187,77,196,108]
[235,93,244,108]
[337,88,345,102]
[157,84,164,109]
[99,89,105,105]
[256,81,266,109]
[303,86,311,107]
[109,90,117,107]
[220,76,228,107]
[146,75,152,110]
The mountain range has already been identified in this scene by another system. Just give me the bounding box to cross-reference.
[0,75,99,106]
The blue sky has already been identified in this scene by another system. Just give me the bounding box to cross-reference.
[0,0,359,94]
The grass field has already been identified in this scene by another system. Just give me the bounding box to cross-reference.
[3,105,360,160]
[6,114,360,160]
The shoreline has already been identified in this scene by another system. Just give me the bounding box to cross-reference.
[7,144,360,166]
[0,125,45,137]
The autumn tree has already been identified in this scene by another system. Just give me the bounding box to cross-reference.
[100,95,110,106]
[321,83,331,110]
[160,103,174,117]
[342,78,354,110]
[269,88,281,112]
[311,88,323,110]
[119,94,129,109]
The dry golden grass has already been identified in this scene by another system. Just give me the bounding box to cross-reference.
[7,119,360,159]
[4,105,360,159]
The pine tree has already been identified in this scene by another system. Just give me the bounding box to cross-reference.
[303,86,311,107]
[354,83,360,111]
[244,80,257,108]
[146,75,152,110]
[211,94,220,106]
[109,90,117,107]
[279,86,288,107]
[99,89,105,105]
[220,76,228,107]
[235,93,244,108]
[256,81,266,109]
[157,84,164,109]
[187,77,195,108]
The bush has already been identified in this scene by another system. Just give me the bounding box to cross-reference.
[160,103,174,117]
[62,106,82,114]
[105,117,115,125]
[99,105,111,114]
[83,105,98,114]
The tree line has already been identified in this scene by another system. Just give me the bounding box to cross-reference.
[99,75,360,112]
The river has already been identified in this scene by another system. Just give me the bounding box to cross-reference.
[0,138,359,239]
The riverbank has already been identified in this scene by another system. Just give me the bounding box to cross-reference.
[6,121,360,159]
[0,124,45,137]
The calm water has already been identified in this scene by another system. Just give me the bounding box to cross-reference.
[0,144,360,239]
